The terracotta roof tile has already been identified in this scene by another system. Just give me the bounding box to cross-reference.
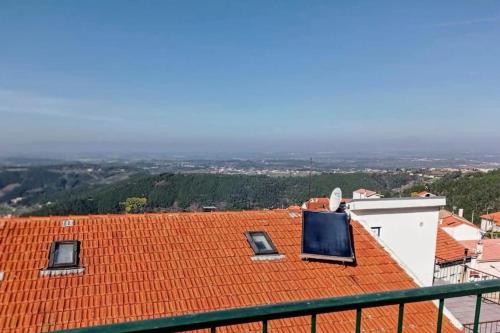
[478,239,500,262]
[303,198,350,211]
[0,210,460,332]
[304,198,330,210]
[435,227,470,263]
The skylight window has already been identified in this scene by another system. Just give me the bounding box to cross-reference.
[245,231,278,255]
[62,219,75,227]
[48,240,80,269]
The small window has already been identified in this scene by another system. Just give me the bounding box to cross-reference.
[371,227,381,237]
[48,240,80,269]
[245,231,278,255]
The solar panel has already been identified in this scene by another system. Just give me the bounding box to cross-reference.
[301,210,355,262]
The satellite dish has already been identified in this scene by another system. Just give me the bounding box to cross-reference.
[329,187,342,212]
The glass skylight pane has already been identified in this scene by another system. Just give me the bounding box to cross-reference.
[55,243,75,264]
[252,234,272,251]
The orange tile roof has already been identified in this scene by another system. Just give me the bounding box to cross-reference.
[435,227,470,263]
[304,198,330,210]
[440,213,479,230]
[303,198,351,211]
[481,212,500,226]
[0,210,460,333]
[478,239,500,262]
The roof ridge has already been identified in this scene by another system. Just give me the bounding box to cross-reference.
[1,209,292,221]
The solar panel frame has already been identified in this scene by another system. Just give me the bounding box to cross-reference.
[301,210,355,263]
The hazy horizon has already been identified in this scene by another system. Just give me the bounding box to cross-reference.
[1,1,500,156]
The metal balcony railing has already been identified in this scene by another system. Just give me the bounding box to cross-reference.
[434,259,500,304]
[55,280,500,333]
[463,320,500,333]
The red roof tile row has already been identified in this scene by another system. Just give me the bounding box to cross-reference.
[0,210,460,332]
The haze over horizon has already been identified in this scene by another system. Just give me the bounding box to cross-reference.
[1,1,500,156]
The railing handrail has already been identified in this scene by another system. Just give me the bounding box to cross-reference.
[464,319,500,325]
[55,279,500,333]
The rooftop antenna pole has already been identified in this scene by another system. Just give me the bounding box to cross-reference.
[308,157,312,199]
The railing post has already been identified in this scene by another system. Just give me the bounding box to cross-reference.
[462,249,469,283]
[311,314,316,333]
[262,319,268,333]
[210,327,216,333]
[472,294,482,333]
[397,303,404,333]
[436,298,444,333]
[355,308,362,333]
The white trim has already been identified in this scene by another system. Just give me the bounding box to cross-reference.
[40,267,85,276]
[349,197,446,210]
[251,254,285,261]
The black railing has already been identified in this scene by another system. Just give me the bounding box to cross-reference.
[464,320,500,333]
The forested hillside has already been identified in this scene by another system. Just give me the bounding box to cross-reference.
[405,169,500,223]
[33,172,415,215]
[0,167,87,205]
[0,165,138,215]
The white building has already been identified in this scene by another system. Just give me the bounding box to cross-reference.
[347,196,446,286]
[439,210,482,241]
[480,212,500,233]
[352,188,382,200]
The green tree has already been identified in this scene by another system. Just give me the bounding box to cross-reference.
[121,197,147,213]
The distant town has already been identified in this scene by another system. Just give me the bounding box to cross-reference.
[1,153,499,219]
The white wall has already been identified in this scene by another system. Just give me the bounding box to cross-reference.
[481,218,500,232]
[348,197,445,287]
[441,225,482,241]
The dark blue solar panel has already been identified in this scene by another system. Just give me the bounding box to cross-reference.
[301,211,355,262]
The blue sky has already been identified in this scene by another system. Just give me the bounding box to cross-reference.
[1,1,499,156]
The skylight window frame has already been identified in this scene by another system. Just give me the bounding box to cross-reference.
[245,231,279,256]
[47,240,81,269]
